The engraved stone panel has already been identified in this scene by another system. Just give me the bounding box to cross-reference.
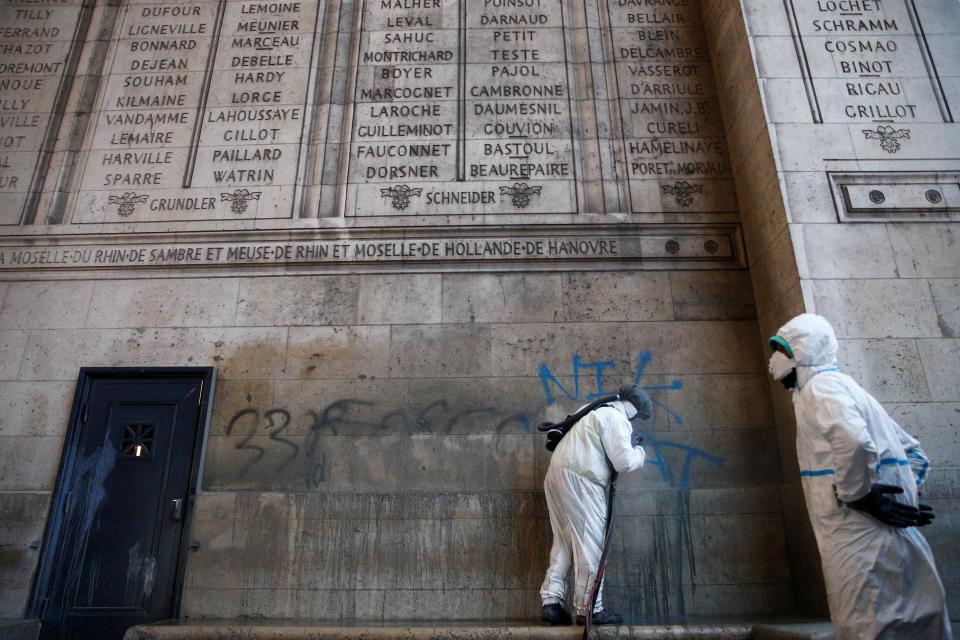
[0,0,85,224]
[343,0,579,217]
[829,171,960,221]
[70,0,322,223]
[785,0,953,124]
[605,0,737,214]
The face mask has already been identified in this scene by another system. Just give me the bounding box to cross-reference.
[768,351,796,381]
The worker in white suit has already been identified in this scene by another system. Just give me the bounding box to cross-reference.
[540,383,650,626]
[768,313,951,640]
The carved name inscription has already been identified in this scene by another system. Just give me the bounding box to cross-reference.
[0,0,83,224]
[607,0,736,213]
[71,0,321,222]
[787,0,952,124]
[345,0,578,216]
[0,230,737,270]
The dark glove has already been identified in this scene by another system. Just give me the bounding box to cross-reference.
[917,503,935,526]
[915,491,935,526]
[845,483,931,528]
[631,432,645,447]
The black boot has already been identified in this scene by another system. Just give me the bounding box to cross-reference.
[541,603,573,625]
[576,610,623,626]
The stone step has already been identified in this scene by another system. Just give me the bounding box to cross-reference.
[0,620,40,640]
[123,620,836,640]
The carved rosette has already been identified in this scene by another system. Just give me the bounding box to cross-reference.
[108,193,149,217]
[862,126,911,153]
[380,185,423,211]
[662,181,704,208]
[220,189,262,215]
[499,183,543,209]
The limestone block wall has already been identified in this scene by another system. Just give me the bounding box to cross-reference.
[0,271,793,620]
[702,0,960,619]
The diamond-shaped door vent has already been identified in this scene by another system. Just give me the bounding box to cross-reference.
[121,423,155,459]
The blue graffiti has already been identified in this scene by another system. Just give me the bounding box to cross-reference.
[537,351,724,488]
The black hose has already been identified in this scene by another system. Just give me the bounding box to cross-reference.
[582,469,618,640]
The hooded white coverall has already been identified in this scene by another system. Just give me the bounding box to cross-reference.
[775,314,951,640]
[539,400,645,616]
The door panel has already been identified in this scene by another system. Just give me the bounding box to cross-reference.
[34,370,213,640]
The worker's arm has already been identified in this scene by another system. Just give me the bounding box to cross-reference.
[890,418,930,487]
[807,377,876,502]
[599,411,645,473]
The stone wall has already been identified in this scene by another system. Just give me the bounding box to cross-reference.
[2,0,958,626]
[0,271,793,619]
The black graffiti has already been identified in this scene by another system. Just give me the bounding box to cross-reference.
[224,407,265,476]
[224,398,541,487]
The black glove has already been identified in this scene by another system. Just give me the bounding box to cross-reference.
[845,483,932,528]
[631,432,645,447]
[917,503,935,526]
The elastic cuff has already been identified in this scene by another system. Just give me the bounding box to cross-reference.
[541,597,561,606]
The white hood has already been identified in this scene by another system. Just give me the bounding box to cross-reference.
[774,314,839,388]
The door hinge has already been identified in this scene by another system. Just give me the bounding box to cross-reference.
[80,403,89,424]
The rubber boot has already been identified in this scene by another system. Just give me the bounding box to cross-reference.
[576,610,623,626]
[541,603,573,625]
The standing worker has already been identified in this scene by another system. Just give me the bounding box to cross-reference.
[768,313,952,639]
[539,383,651,626]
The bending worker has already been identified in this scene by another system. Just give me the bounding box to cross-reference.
[768,313,952,639]
[540,383,651,626]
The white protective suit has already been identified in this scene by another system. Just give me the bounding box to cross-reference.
[774,314,951,640]
[540,400,645,615]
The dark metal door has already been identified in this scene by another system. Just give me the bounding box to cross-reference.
[32,369,215,640]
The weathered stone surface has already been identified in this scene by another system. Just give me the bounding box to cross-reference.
[0,381,74,436]
[796,225,899,280]
[0,436,63,490]
[930,280,960,338]
[444,274,563,324]
[238,277,359,327]
[19,328,288,380]
[86,279,239,328]
[390,325,492,379]
[561,273,672,322]
[917,339,960,402]
[885,403,960,470]
[0,619,40,640]
[668,272,756,321]
[359,275,441,325]
[837,339,930,403]
[813,279,942,339]
[888,225,960,279]
[286,326,391,380]
[0,282,93,329]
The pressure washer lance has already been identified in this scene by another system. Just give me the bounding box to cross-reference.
[537,394,623,637]
[583,469,617,640]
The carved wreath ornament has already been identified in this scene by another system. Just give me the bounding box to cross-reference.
[221,189,262,215]
[108,192,149,217]
[862,125,911,154]
[500,183,542,208]
[662,181,703,207]
[381,184,423,211]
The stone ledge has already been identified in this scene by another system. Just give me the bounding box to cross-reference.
[0,620,39,640]
[122,619,838,640]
